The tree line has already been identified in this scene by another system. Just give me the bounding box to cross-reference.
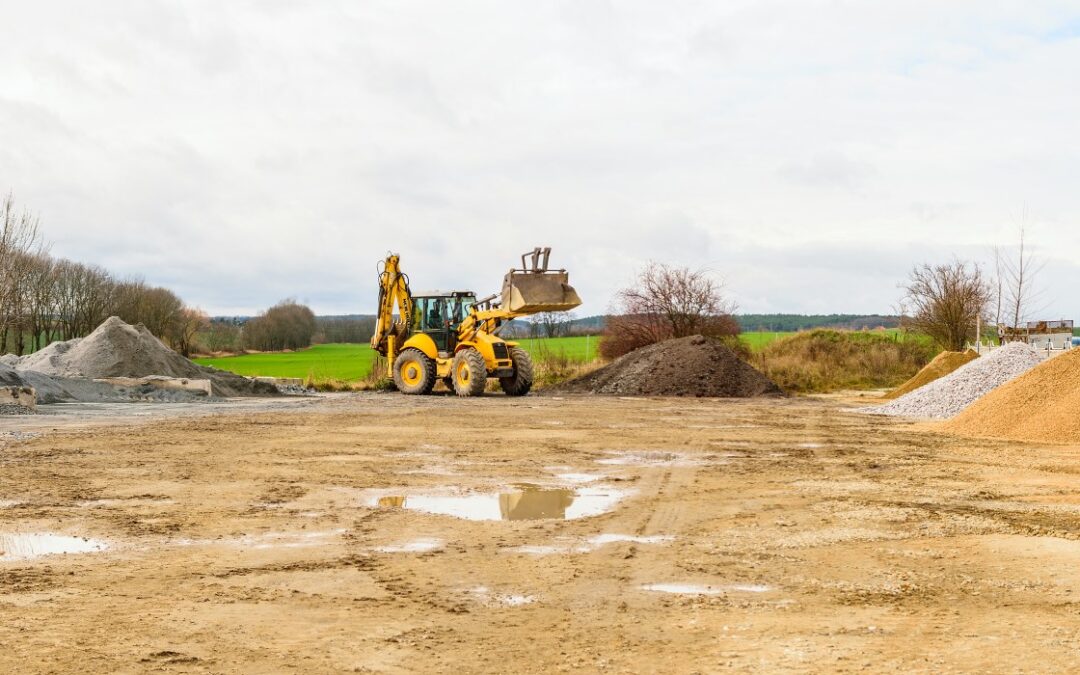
[0,194,209,356]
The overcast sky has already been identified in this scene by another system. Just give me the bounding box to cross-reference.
[3,2,1079,318]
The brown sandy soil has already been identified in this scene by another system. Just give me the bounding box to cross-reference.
[2,394,1080,673]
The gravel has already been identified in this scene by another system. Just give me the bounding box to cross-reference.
[0,403,36,415]
[862,342,1043,419]
[7,317,277,399]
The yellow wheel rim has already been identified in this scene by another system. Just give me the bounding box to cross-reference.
[401,361,422,387]
[457,361,470,384]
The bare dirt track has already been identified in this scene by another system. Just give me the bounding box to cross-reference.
[3,393,1080,673]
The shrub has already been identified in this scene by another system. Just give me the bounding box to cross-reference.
[758,330,936,393]
[600,262,739,360]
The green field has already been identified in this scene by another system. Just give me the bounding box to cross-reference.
[194,336,600,381]
[739,331,797,351]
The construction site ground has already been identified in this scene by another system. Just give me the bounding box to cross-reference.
[3,393,1079,673]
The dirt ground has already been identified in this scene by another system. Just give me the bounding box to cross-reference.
[3,393,1080,673]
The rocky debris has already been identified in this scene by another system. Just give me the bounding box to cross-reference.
[882,349,979,400]
[8,317,276,399]
[553,335,782,398]
[862,342,1042,419]
[941,347,1080,442]
[0,403,36,415]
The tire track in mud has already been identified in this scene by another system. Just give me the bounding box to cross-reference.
[633,466,699,538]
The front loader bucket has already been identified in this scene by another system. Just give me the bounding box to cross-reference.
[501,269,582,313]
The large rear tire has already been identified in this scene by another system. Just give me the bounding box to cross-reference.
[392,348,436,395]
[452,348,487,397]
[499,346,534,396]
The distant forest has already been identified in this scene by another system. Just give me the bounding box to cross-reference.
[207,312,903,344]
[735,314,902,332]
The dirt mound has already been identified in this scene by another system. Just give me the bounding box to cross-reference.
[864,342,1042,419]
[941,348,1080,442]
[554,335,782,397]
[14,317,276,398]
[882,349,979,400]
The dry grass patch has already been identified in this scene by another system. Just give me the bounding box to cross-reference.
[758,330,936,394]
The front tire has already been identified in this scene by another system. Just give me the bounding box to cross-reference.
[452,348,487,397]
[500,346,534,396]
[393,348,436,395]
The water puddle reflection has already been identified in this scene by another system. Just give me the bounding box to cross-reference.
[369,484,627,521]
[0,533,109,561]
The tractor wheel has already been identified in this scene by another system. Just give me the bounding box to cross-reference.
[392,348,435,395]
[452,348,487,397]
[499,346,534,396]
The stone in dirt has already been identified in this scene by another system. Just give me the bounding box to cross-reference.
[553,335,782,398]
[9,317,277,399]
[862,341,1042,419]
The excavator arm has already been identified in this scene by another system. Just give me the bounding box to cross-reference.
[370,254,413,360]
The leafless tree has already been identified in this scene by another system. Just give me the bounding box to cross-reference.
[995,223,1045,330]
[0,194,44,353]
[243,300,317,351]
[901,260,991,351]
[169,307,209,357]
[532,311,577,338]
[602,262,739,359]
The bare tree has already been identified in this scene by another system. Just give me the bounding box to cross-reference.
[602,262,739,359]
[996,223,1045,330]
[0,194,44,353]
[533,311,577,338]
[169,307,209,357]
[243,300,317,351]
[901,260,991,351]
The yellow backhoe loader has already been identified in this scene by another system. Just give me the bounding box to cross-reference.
[370,247,582,396]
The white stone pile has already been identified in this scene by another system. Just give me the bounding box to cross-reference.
[864,342,1043,419]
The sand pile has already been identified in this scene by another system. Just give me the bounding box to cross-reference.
[10,317,276,398]
[941,348,1080,442]
[555,335,782,397]
[882,349,979,400]
[863,342,1042,419]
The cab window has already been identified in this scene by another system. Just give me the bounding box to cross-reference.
[423,298,446,331]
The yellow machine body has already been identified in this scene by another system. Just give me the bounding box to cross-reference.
[369,247,581,396]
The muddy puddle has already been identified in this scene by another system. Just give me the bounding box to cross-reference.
[596,450,719,467]
[640,582,773,596]
[78,497,174,508]
[470,586,536,606]
[174,529,346,550]
[0,533,109,561]
[506,533,673,555]
[375,538,443,553]
[368,484,628,521]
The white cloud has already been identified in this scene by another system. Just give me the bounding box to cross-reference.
[1,1,1078,318]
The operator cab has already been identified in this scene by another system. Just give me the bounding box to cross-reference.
[411,290,477,353]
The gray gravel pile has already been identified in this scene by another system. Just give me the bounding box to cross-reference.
[9,317,276,398]
[863,342,1043,419]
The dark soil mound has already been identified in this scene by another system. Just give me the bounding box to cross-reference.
[556,335,782,397]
